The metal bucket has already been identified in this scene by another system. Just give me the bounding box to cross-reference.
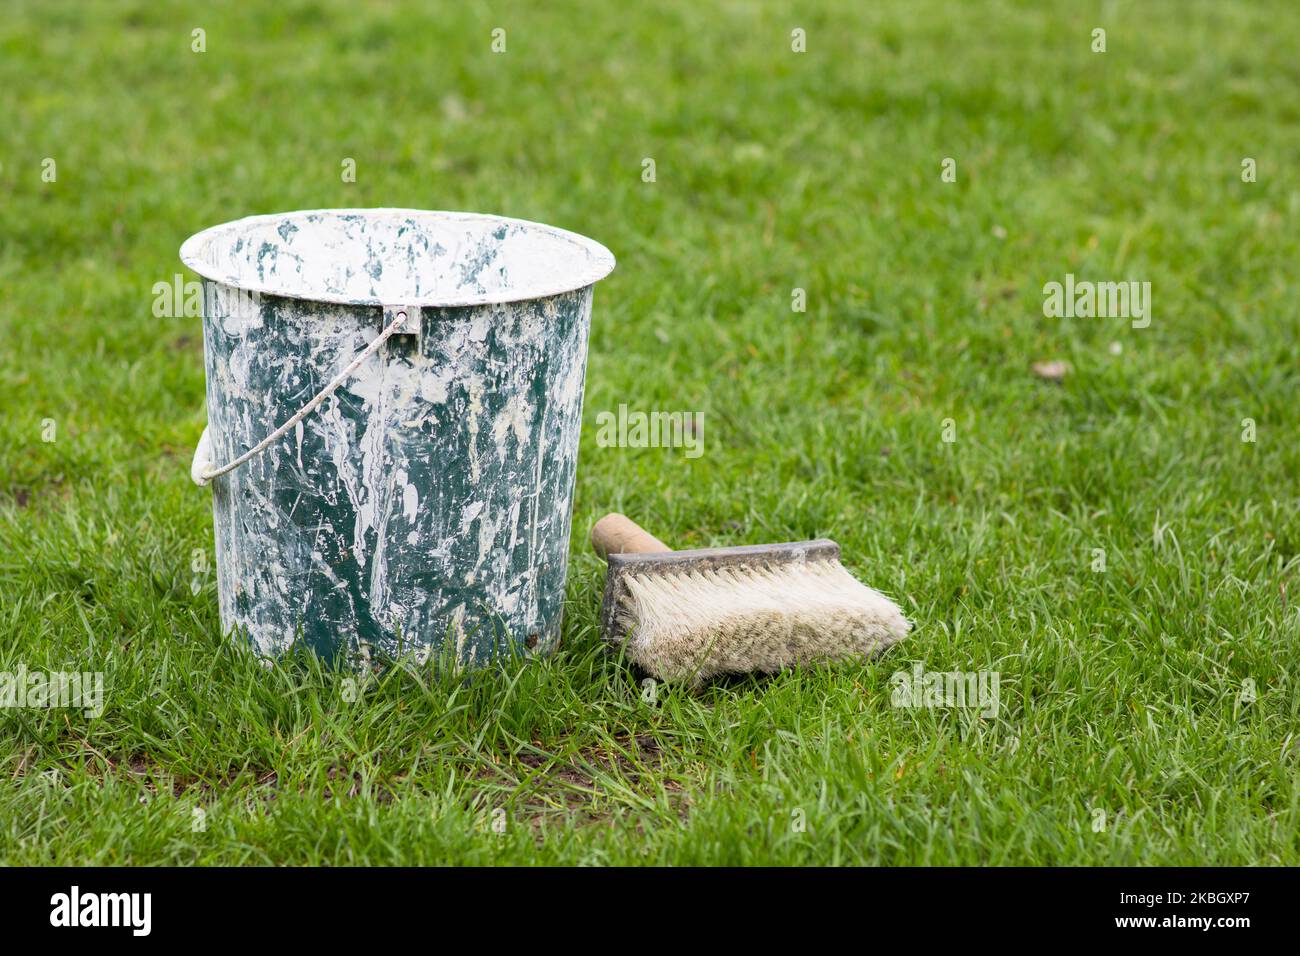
[180,208,615,665]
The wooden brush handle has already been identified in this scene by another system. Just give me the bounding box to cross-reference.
[591,513,672,557]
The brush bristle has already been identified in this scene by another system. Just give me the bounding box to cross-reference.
[612,557,910,685]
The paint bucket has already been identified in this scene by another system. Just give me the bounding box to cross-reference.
[180,209,614,665]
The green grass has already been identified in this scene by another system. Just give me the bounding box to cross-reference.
[2,0,1299,865]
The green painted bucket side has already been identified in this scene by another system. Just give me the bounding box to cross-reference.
[182,210,613,666]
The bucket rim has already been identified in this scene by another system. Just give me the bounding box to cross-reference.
[179,207,616,309]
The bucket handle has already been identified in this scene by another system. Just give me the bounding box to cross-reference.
[191,307,417,486]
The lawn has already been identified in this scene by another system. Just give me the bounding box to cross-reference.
[1,0,1298,865]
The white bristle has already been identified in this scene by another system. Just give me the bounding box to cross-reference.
[613,557,910,685]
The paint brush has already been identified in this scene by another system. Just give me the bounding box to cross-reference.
[591,514,910,685]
